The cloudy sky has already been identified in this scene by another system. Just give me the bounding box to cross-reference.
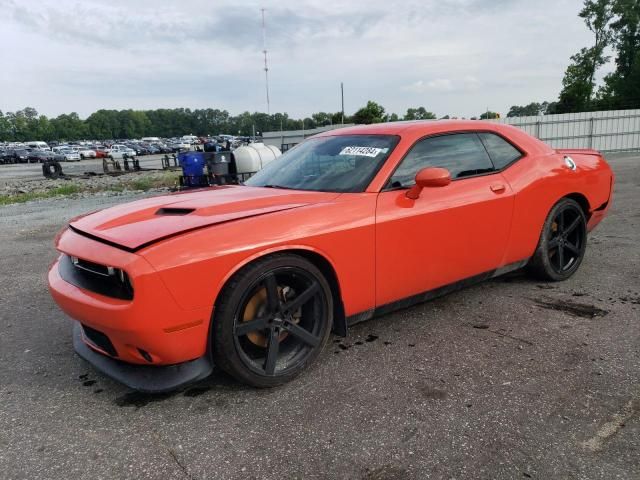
[1,0,601,119]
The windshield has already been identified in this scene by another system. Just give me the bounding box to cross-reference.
[245,134,399,193]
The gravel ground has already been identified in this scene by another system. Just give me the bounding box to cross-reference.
[0,154,169,184]
[0,153,638,480]
[0,170,179,199]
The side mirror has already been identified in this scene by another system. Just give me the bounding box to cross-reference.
[406,167,451,199]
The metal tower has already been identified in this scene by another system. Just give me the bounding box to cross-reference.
[261,8,270,114]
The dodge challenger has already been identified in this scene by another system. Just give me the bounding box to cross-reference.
[48,121,614,391]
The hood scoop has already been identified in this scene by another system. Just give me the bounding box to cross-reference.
[156,207,195,216]
[69,186,341,251]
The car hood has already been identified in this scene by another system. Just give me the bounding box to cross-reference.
[69,186,339,251]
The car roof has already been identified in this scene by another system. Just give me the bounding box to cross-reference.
[313,120,551,155]
[315,120,517,137]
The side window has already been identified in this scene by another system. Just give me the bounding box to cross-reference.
[478,132,522,170]
[390,133,494,186]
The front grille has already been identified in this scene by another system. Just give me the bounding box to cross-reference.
[81,324,118,357]
[59,254,134,300]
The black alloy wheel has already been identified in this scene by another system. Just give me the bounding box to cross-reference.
[213,254,333,387]
[528,198,587,281]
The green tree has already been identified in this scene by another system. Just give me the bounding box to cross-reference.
[557,0,613,113]
[404,107,436,120]
[479,111,500,119]
[352,101,387,124]
[0,111,10,141]
[311,112,334,126]
[507,102,555,117]
[50,112,86,141]
[598,0,640,108]
[32,115,53,141]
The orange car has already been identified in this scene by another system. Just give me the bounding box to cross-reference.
[48,121,614,391]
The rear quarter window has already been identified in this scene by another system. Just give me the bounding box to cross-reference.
[478,132,522,170]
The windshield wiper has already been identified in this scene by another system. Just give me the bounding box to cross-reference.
[262,184,296,190]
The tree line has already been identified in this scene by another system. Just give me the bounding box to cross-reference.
[0,104,441,143]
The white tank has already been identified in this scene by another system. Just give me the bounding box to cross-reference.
[233,143,281,174]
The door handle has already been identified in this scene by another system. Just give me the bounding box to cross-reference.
[490,183,506,193]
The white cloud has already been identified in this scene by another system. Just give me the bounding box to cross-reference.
[405,79,455,93]
[403,76,480,93]
[0,0,598,120]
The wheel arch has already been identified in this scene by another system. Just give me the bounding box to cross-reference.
[214,246,348,337]
[564,192,591,219]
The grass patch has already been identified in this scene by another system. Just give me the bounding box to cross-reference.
[0,184,84,206]
[0,172,180,206]
[52,184,82,195]
[128,178,154,191]
[126,172,179,191]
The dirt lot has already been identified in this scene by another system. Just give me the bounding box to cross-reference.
[0,153,638,480]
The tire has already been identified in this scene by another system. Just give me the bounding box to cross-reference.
[42,161,62,179]
[212,254,333,387]
[527,198,587,281]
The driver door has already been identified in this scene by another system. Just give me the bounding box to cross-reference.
[375,132,514,307]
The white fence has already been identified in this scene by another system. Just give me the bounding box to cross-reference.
[495,109,640,152]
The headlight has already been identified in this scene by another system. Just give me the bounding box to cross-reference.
[70,256,134,297]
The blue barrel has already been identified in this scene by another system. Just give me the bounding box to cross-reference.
[178,151,205,177]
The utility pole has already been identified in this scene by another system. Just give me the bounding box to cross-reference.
[341,82,345,125]
[261,8,270,114]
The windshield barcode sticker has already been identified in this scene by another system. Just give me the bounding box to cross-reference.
[339,146,388,157]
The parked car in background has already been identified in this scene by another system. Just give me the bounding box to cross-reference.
[8,149,30,163]
[146,144,161,154]
[0,149,15,164]
[28,150,54,163]
[26,141,51,151]
[127,144,149,156]
[92,146,109,158]
[107,144,136,160]
[181,135,199,145]
[168,141,191,152]
[60,148,81,162]
[78,147,97,159]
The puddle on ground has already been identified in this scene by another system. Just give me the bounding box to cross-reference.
[534,299,609,318]
[418,385,448,400]
[114,391,175,408]
[334,333,381,353]
[363,464,408,480]
[619,295,640,305]
[183,386,211,397]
